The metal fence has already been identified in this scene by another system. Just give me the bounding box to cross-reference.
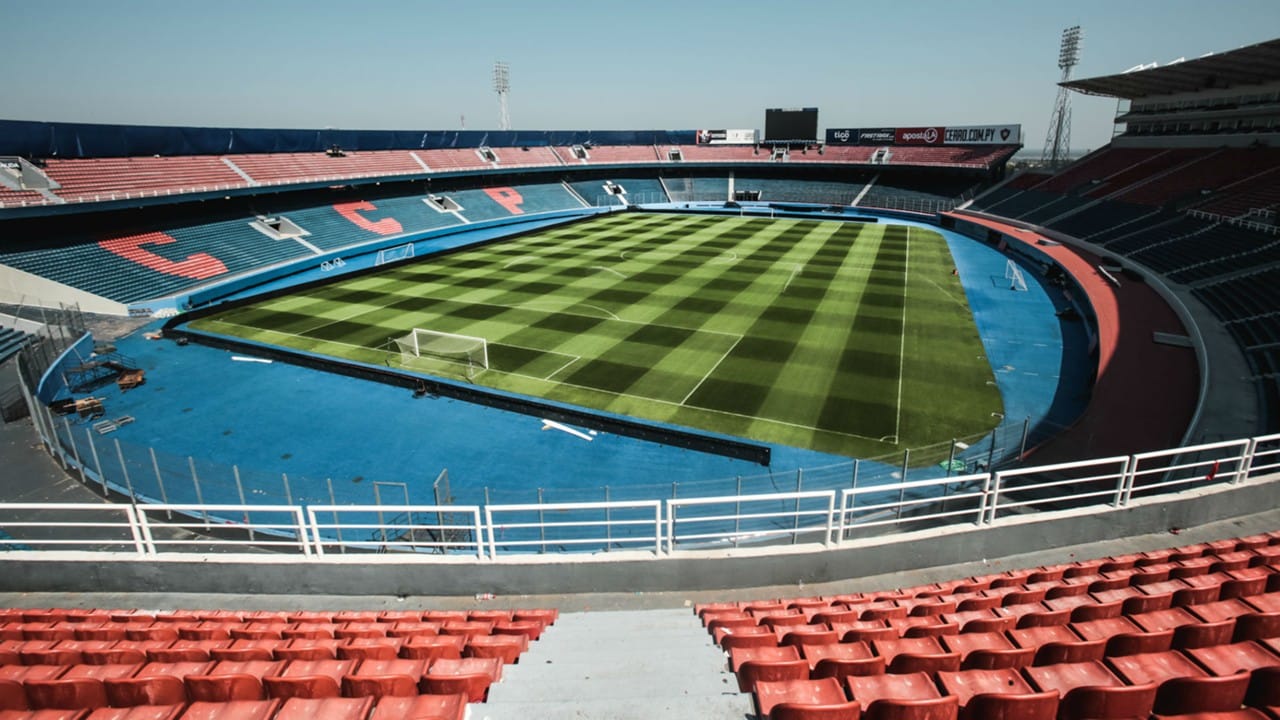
[14,347,1065,521]
[2,425,1275,559]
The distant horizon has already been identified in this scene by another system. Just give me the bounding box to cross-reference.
[4,0,1278,154]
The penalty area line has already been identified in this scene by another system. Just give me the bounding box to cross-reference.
[893,227,910,443]
[679,334,744,406]
[541,355,581,382]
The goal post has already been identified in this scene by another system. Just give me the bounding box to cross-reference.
[393,328,489,380]
[375,242,415,266]
[1004,259,1028,292]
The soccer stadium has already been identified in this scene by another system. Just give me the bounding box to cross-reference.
[0,16,1279,720]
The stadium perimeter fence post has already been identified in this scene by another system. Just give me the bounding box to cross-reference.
[41,403,65,469]
[149,448,171,515]
[537,487,546,554]
[83,427,104,495]
[188,457,209,526]
[734,476,742,549]
[63,416,94,493]
[113,438,135,504]
[326,478,343,551]
[233,466,254,543]
[851,460,859,490]
[604,485,612,551]
[946,440,957,479]
[897,450,910,520]
[793,470,803,544]
[281,474,293,506]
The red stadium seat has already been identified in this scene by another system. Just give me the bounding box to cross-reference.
[272,696,374,720]
[1153,674,1252,715]
[935,667,1033,707]
[0,679,28,711]
[261,659,356,699]
[723,633,783,651]
[105,669,196,708]
[183,674,263,702]
[25,678,111,711]
[846,672,940,705]
[339,658,426,699]
[861,696,958,720]
[753,677,853,719]
[420,657,501,703]
[399,635,464,662]
[274,640,340,661]
[176,699,281,720]
[1094,620,1168,651]
[464,634,528,664]
[1032,638,1107,666]
[208,640,279,662]
[1185,641,1280,676]
[1058,683,1157,720]
[736,659,811,693]
[383,622,440,640]
[960,691,1057,720]
[27,665,141,711]
[368,694,467,720]
[335,638,400,661]
[1174,621,1238,649]
[85,705,184,720]
[1233,612,1280,642]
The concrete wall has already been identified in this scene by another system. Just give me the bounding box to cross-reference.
[0,265,128,316]
[4,474,1276,597]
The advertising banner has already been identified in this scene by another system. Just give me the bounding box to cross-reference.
[895,127,945,145]
[943,124,1022,144]
[855,128,897,145]
[696,129,758,145]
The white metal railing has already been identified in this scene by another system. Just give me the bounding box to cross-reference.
[307,504,484,559]
[668,491,838,550]
[485,500,663,556]
[2,433,1278,561]
[839,472,990,531]
[136,504,311,555]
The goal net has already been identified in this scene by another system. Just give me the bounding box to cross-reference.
[376,242,415,266]
[1004,259,1028,292]
[393,329,489,380]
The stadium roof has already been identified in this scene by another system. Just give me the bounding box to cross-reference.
[1063,37,1280,99]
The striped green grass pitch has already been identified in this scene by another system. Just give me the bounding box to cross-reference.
[191,212,1003,458]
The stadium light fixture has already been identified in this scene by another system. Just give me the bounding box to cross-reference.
[1042,25,1084,169]
[493,61,512,131]
[1058,26,1082,70]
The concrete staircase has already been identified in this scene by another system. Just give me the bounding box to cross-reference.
[480,608,750,720]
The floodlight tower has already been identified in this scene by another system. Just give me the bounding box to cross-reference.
[493,61,511,131]
[1041,26,1083,169]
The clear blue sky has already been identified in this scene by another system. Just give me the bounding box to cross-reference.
[4,0,1278,153]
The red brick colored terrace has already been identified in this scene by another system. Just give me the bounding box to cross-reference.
[948,213,1198,463]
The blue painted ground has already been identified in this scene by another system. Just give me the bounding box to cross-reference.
[60,208,1090,513]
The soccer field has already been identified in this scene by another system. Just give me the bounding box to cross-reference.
[190,212,1003,457]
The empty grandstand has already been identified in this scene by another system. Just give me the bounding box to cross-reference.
[1,24,1280,720]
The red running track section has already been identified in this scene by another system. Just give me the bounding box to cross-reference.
[946,214,1198,462]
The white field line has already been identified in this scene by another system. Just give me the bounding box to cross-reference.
[782,263,803,292]
[502,255,537,269]
[679,334,745,406]
[591,265,629,279]
[541,355,581,381]
[197,317,889,443]
[195,318,577,382]
[924,277,969,310]
[501,297,740,338]
[894,227,910,443]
